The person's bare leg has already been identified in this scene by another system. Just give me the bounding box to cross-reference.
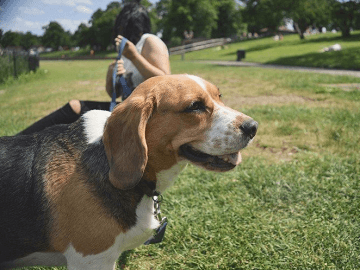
[69,100,81,115]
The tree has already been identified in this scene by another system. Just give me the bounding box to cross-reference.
[331,0,360,38]
[161,0,218,42]
[88,2,121,50]
[20,32,40,50]
[42,22,68,50]
[242,0,285,34]
[153,0,171,37]
[212,0,243,38]
[74,23,91,48]
[285,0,333,39]
[0,31,21,48]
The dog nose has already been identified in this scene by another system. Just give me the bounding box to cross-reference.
[240,120,258,139]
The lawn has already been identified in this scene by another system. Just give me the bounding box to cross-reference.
[39,48,117,59]
[40,31,360,71]
[171,31,360,70]
[0,60,359,269]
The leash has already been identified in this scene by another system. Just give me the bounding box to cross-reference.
[110,37,132,112]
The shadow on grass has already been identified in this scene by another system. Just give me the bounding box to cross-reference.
[222,38,300,57]
[116,250,134,268]
[266,47,360,70]
[221,33,360,59]
[304,32,360,44]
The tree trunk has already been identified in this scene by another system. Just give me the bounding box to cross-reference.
[293,22,305,40]
[341,25,351,38]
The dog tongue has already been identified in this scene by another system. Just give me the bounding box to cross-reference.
[220,151,242,165]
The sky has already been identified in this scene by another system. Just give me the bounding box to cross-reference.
[0,0,158,36]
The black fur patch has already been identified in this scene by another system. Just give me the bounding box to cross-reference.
[81,141,146,231]
[0,120,86,263]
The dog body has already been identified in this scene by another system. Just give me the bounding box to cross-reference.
[0,75,257,269]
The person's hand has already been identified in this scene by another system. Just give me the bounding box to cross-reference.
[115,35,137,60]
[116,59,126,76]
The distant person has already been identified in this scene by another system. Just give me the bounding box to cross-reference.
[18,2,170,135]
[183,30,194,44]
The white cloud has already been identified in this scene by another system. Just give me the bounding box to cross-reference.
[75,0,93,5]
[57,18,88,33]
[41,0,93,6]
[18,7,45,15]
[75,5,93,14]
[12,17,45,32]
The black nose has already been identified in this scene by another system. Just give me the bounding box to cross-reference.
[240,120,258,139]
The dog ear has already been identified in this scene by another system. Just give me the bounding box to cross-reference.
[103,94,156,190]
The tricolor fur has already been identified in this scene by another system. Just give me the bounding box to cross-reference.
[0,75,257,269]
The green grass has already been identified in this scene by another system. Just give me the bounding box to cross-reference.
[171,31,360,70]
[39,48,117,58]
[1,60,360,269]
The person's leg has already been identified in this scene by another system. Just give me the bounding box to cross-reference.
[18,101,81,135]
[18,100,113,136]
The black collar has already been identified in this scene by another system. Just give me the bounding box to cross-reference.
[138,178,160,198]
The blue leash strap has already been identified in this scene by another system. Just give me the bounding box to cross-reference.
[110,37,131,112]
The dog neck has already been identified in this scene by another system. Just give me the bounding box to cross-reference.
[137,178,159,197]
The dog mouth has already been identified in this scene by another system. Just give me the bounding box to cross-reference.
[179,144,242,172]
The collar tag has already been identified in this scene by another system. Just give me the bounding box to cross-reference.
[144,194,168,245]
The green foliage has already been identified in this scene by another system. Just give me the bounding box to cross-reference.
[42,22,71,50]
[160,0,244,41]
[91,4,121,50]
[332,0,360,38]
[242,0,360,40]
[242,0,285,34]
[212,0,243,38]
[21,32,40,50]
[0,30,21,47]
[162,0,217,40]
[74,2,121,50]
[0,30,41,50]
[289,0,334,39]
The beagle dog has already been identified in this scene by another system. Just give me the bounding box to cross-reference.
[0,75,258,269]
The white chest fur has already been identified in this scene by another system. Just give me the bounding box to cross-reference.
[62,162,189,269]
[63,196,159,269]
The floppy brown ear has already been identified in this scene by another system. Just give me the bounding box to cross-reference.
[103,94,156,190]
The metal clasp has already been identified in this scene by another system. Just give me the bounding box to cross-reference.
[153,194,163,221]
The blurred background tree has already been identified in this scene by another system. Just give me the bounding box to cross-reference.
[21,32,41,50]
[42,22,71,50]
[284,0,334,39]
[1,31,21,48]
[242,0,285,35]
[331,0,360,37]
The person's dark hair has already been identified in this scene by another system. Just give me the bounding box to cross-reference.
[114,2,151,45]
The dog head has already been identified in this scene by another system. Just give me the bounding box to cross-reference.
[103,74,258,190]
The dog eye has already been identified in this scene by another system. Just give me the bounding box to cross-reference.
[184,101,206,113]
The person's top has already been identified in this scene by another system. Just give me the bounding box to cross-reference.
[122,33,168,90]
[106,33,169,99]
